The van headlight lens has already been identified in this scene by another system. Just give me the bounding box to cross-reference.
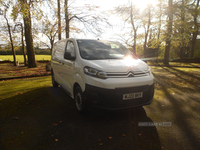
[84,67,107,79]
[147,67,152,75]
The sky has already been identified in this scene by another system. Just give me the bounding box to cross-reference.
[0,0,159,47]
[70,0,159,40]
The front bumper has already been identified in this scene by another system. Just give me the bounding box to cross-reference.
[83,84,154,110]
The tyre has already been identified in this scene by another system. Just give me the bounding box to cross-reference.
[74,86,86,113]
[51,71,59,87]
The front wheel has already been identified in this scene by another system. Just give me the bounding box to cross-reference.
[74,86,86,113]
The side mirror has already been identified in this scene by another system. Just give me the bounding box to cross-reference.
[64,52,76,60]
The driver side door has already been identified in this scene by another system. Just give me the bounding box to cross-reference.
[60,40,76,95]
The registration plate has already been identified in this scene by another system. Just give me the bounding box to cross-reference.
[123,92,143,100]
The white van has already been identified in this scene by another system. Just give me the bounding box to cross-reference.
[51,38,154,113]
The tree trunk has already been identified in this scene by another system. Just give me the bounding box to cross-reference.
[21,24,27,66]
[191,29,198,58]
[143,6,151,58]
[130,4,137,55]
[4,11,17,66]
[156,0,162,63]
[65,0,69,38]
[179,0,185,59]
[50,37,54,53]
[143,33,148,57]
[190,0,199,58]
[148,28,152,47]
[133,31,137,55]
[22,0,37,68]
[58,0,61,40]
[164,0,173,65]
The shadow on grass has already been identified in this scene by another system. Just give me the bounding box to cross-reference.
[0,87,161,150]
[153,71,200,149]
[159,65,200,85]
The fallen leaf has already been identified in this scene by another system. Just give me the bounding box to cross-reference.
[55,139,58,142]
[138,133,142,136]
[100,143,102,146]
[18,92,21,95]
[53,123,57,126]
[59,121,62,123]
[122,134,126,137]
[108,137,112,139]
[131,122,134,124]
[51,135,54,137]
[13,117,18,120]
[21,132,23,134]
[98,139,101,141]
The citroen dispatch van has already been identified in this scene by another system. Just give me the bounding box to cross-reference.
[51,38,154,113]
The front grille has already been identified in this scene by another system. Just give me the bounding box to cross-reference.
[115,85,149,94]
[106,70,149,78]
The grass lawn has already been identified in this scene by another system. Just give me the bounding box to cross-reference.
[0,64,200,149]
[0,55,51,63]
[0,76,51,108]
[0,62,50,79]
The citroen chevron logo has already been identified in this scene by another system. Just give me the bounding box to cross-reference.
[127,71,134,77]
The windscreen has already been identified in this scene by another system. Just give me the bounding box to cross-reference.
[77,40,136,60]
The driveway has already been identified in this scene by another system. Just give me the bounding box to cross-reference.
[1,65,200,149]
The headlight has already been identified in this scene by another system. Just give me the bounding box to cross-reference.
[84,66,107,79]
[147,67,152,75]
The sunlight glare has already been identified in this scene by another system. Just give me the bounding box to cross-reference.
[132,0,158,9]
[123,55,139,67]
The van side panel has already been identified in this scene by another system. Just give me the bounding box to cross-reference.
[51,40,67,84]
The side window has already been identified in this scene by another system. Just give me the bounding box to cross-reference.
[65,41,75,57]
[53,40,67,59]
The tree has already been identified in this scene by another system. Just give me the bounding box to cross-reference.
[14,22,27,66]
[115,3,141,55]
[1,0,17,66]
[179,0,186,59]
[164,0,173,65]
[190,0,199,58]
[19,0,37,68]
[12,0,44,68]
[63,0,110,38]
[155,0,165,61]
[172,0,193,59]
[142,4,153,58]
[41,17,60,52]
[57,0,61,40]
